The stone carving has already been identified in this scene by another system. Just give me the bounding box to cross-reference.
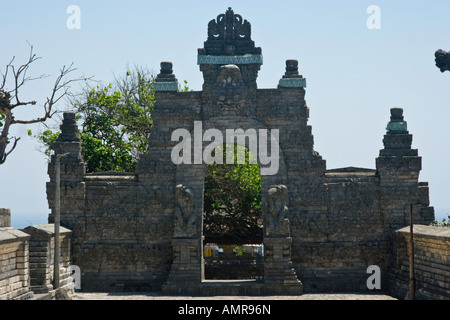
[57,112,80,142]
[154,61,179,92]
[155,61,177,83]
[207,7,251,41]
[173,184,196,238]
[386,107,408,133]
[435,49,450,72]
[201,7,260,57]
[215,64,246,113]
[265,185,290,237]
[283,60,302,79]
[278,59,307,88]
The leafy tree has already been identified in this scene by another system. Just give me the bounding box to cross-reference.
[203,145,262,244]
[430,215,450,227]
[38,67,155,172]
[38,67,193,173]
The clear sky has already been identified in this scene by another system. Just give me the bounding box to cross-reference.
[1,1,450,228]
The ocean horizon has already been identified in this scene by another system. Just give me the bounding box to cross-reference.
[10,213,48,229]
[8,211,449,230]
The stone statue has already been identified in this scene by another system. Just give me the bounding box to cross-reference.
[173,184,196,238]
[435,49,450,72]
[215,64,246,113]
[265,185,290,237]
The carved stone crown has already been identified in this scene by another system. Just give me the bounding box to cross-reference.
[200,7,261,56]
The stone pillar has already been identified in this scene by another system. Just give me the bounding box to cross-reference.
[0,209,11,227]
[263,185,303,295]
[23,224,73,294]
[264,237,302,284]
[153,61,179,92]
[163,238,202,288]
[277,59,307,89]
[376,108,434,231]
[47,112,85,231]
[162,184,203,295]
[0,227,33,300]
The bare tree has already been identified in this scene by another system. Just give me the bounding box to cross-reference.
[0,44,84,164]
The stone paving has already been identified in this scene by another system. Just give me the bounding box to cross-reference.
[72,292,397,300]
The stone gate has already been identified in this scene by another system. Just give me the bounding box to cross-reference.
[47,8,435,295]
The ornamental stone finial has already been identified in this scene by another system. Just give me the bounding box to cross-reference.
[57,112,80,142]
[435,49,450,73]
[200,7,261,57]
[386,107,408,134]
[284,60,301,78]
[278,59,306,88]
[154,61,179,92]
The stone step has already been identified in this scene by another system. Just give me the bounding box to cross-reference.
[162,279,303,296]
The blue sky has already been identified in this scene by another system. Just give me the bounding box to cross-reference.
[1,1,450,228]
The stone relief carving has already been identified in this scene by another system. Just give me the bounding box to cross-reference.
[214,64,247,113]
[173,184,196,238]
[207,7,251,41]
[265,185,290,237]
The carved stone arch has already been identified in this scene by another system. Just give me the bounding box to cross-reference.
[174,117,288,225]
[172,116,288,280]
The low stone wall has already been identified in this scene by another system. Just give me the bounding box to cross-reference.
[389,225,450,300]
[23,224,73,295]
[0,223,74,300]
[0,227,33,300]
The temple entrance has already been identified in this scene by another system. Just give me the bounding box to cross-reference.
[202,145,264,280]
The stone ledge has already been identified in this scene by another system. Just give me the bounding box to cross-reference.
[396,225,450,242]
[162,279,303,296]
[23,224,72,237]
[0,227,30,244]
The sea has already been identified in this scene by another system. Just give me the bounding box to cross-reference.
[9,211,449,230]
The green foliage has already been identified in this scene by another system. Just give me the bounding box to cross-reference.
[234,245,246,256]
[36,67,197,173]
[203,145,262,244]
[77,72,154,172]
[0,112,4,127]
[36,67,155,173]
[430,215,450,227]
[37,129,60,156]
[179,80,192,92]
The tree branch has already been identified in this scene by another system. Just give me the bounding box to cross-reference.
[0,136,20,164]
[0,44,90,165]
[9,44,46,106]
[11,63,85,125]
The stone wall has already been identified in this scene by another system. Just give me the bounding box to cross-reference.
[50,96,435,294]
[0,227,33,300]
[0,209,11,227]
[292,169,390,292]
[71,173,172,292]
[389,225,450,300]
[45,8,436,295]
[23,224,73,295]
[0,224,74,300]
